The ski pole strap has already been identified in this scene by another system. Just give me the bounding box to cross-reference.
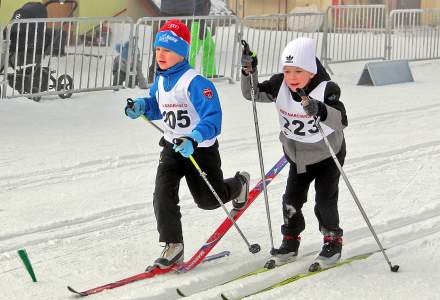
[296,88,309,106]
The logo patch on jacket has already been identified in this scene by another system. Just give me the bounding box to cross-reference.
[203,87,213,99]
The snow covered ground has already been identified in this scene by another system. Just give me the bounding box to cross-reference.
[1,59,440,300]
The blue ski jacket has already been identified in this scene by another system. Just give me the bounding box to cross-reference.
[140,60,222,142]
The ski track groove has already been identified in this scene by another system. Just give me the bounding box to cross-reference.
[221,220,440,300]
[0,154,159,191]
[1,138,439,254]
[1,103,440,191]
[125,209,440,300]
[1,104,439,255]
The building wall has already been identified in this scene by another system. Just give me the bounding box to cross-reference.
[422,0,440,9]
[126,0,159,20]
[77,0,126,18]
[229,0,347,18]
[45,1,77,18]
[0,0,126,24]
[228,0,440,18]
[75,0,128,33]
[0,0,33,24]
[2,0,439,25]
[287,0,333,13]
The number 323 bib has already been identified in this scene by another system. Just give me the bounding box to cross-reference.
[275,81,334,143]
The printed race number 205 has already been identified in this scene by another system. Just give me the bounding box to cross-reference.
[162,110,191,129]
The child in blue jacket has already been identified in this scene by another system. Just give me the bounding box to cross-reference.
[125,19,249,269]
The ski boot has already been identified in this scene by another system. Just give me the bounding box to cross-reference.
[147,243,184,271]
[266,235,301,268]
[309,235,343,272]
[232,171,250,210]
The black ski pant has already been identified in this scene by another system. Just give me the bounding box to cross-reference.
[281,141,346,239]
[153,138,242,243]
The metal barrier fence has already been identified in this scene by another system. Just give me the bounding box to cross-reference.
[0,24,6,98]
[322,5,388,70]
[240,12,325,78]
[388,9,440,61]
[1,16,133,100]
[1,7,440,101]
[134,15,239,86]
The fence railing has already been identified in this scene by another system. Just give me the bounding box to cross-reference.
[1,16,133,100]
[0,24,6,98]
[322,5,388,71]
[134,15,239,86]
[388,9,440,61]
[1,6,440,100]
[240,12,325,78]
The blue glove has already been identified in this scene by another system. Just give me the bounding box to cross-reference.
[173,131,203,158]
[125,98,146,119]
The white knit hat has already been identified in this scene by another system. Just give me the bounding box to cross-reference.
[279,37,317,74]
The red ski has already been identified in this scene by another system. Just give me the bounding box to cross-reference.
[67,251,229,296]
[67,156,288,296]
[178,156,288,272]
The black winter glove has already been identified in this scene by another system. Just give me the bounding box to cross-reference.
[302,97,327,119]
[241,40,258,74]
[241,51,257,74]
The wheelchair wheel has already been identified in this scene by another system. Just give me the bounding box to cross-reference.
[57,74,74,99]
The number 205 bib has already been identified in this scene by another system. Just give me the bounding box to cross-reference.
[156,69,216,147]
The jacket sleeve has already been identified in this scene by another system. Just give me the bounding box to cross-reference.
[187,75,222,141]
[241,69,282,103]
[322,81,348,130]
[142,78,162,120]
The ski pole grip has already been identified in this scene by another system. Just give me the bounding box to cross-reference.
[126,98,134,109]
[241,40,250,55]
[173,138,184,146]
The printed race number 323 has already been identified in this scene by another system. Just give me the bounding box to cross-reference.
[283,117,318,136]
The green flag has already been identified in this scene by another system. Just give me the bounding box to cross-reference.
[17,249,37,282]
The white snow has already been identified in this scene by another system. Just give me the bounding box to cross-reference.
[1,59,440,300]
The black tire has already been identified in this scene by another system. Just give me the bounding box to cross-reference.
[29,96,41,102]
[57,74,74,99]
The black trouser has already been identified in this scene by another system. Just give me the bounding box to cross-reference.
[281,141,346,238]
[153,138,242,243]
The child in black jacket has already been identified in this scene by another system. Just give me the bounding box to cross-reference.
[241,37,347,265]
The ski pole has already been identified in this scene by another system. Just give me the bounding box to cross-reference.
[241,40,275,254]
[297,89,399,272]
[126,99,261,254]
